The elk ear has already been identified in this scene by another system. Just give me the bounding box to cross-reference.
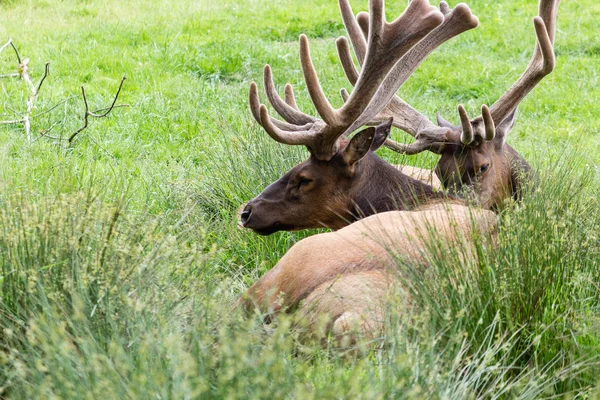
[494,108,518,147]
[342,119,392,165]
[370,118,393,151]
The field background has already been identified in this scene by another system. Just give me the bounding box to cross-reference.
[0,0,599,398]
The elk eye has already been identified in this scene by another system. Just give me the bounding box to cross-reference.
[298,177,313,187]
[479,164,490,174]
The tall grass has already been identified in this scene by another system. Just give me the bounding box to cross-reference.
[1,148,598,398]
[1,0,599,397]
[389,155,600,395]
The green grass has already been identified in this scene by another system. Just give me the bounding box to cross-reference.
[0,0,599,397]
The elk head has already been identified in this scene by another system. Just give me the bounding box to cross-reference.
[241,0,480,235]
[429,108,524,208]
[339,0,560,209]
[241,118,394,235]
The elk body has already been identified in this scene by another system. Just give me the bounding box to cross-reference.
[239,203,497,340]
[241,0,559,234]
[238,0,560,340]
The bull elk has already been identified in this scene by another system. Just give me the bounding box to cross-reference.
[238,203,497,340]
[240,0,559,234]
[340,0,559,209]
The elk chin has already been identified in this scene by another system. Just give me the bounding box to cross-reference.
[248,224,285,236]
[242,218,289,236]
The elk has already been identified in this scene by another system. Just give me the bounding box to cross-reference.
[238,203,497,340]
[337,0,559,209]
[240,0,559,235]
[241,0,481,235]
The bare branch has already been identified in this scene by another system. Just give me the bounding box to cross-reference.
[0,39,20,80]
[68,76,128,144]
[91,104,130,115]
[16,59,50,141]
[36,62,50,93]
[10,41,22,64]
[69,86,90,141]
[1,40,127,145]
[34,99,70,142]
[31,95,77,118]
[89,76,127,117]
[0,118,24,125]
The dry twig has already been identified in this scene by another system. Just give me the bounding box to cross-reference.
[68,76,128,144]
[1,39,128,144]
[0,40,50,141]
[0,39,12,55]
[0,39,18,78]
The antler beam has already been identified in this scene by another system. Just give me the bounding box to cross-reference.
[249,0,447,160]
[380,0,559,152]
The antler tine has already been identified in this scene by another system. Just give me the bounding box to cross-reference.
[384,138,440,155]
[248,82,264,125]
[336,37,359,86]
[284,84,299,110]
[339,0,367,64]
[538,0,559,43]
[481,104,495,141]
[299,34,344,127]
[263,64,315,125]
[458,104,474,145]
[338,2,478,154]
[384,128,450,155]
[368,0,386,43]
[356,12,370,43]
[249,82,313,134]
[487,0,559,126]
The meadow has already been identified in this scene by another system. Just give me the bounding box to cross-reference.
[0,0,599,397]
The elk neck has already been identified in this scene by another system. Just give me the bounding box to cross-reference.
[348,153,446,219]
[504,144,533,201]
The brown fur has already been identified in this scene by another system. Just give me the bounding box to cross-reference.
[238,204,496,340]
[241,143,450,235]
[434,129,532,210]
[396,165,442,190]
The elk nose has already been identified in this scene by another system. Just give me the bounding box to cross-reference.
[240,206,252,226]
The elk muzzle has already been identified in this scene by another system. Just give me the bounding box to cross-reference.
[239,199,288,236]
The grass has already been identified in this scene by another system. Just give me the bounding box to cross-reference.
[0,0,599,397]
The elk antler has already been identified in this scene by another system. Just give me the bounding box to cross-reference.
[382,0,560,152]
[336,1,480,154]
[340,1,479,136]
[249,0,446,160]
[486,0,559,135]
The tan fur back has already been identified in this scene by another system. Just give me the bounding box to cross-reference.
[395,165,443,191]
[240,204,496,340]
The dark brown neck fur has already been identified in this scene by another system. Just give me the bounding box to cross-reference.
[349,153,448,220]
[504,144,533,201]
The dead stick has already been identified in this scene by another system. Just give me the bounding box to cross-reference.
[10,41,21,64]
[68,76,127,144]
[20,61,50,141]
